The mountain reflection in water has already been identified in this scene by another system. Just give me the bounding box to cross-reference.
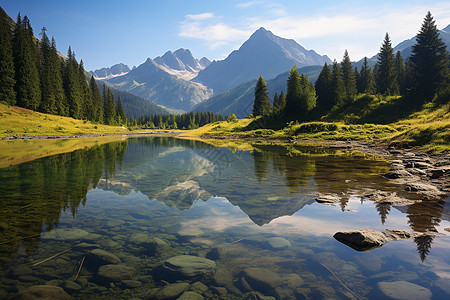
[0,136,449,299]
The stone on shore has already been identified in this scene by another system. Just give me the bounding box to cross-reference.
[333,229,389,251]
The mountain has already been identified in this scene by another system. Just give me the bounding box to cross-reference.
[90,63,131,79]
[104,58,213,111]
[356,24,450,68]
[154,48,210,80]
[193,27,331,94]
[194,65,322,118]
[97,81,169,118]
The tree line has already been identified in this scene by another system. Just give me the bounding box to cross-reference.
[0,12,126,125]
[134,111,225,130]
[253,12,449,120]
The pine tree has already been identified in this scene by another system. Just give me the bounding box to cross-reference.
[410,11,449,101]
[50,37,67,116]
[63,47,82,118]
[315,62,333,110]
[359,57,376,94]
[115,96,126,125]
[375,33,398,95]
[331,60,346,106]
[89,76,103,123]
[253,76,271,116]
[341,50,357,103]
[13,14,41,110]
[0,12,16,105]
[273,91,286,113]
[298,74,317,114]
[103,86,116,125]
[38,27,56,114]
[394,51,407,94]
[285,65,302,115]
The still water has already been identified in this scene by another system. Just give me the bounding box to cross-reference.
[0,136,449,299]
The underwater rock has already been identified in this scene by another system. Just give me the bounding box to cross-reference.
[154,282,190,299]
[121,279,142,288]
[97,264,136,282]
[129,233,169,255]
[86,249,121,267]
[265,237,291,250]
[41,228,89,241]
[63,280,81,293]
[376,281,431,300]
[242,267,283,293]
[161,255,216,278]
[214,268,233,286]
[243,291,276,300]
[13,285,71,300]
[178,291,204,300]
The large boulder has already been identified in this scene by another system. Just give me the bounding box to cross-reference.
[13,285,70,300]
[376,281,431,300]
[333,229,389,251]
[161,255,216,278]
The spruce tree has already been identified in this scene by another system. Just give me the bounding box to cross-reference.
[103,86,116,125]
[298,74,317,114]
[341,50,357,103]
[38,27,56,114]
[63,47,82,118]
[315,63,333,110]
[359,57,376,94]
[273,91,286,113]
[13,14,41,110]
[115,96,126,125]
[354,67,360,93]
[375,33,398,95]
[410,11,449,101]
[331,60,346,106]
[50,37,67,116]
[394,51,407,94]
[285,65,302,115]
[253,76,271,116]
[78,60,92,120]
[89,76,103,123]
[0,12,16,105]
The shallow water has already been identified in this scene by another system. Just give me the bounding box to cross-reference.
[0,136,449,299]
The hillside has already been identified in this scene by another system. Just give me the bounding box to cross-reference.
[194,65,322,118]
[0,103,128,138]
[105,58,213,111]
[193,27,331,93]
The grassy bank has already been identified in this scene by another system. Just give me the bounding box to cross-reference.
[0,103,129,138]
[180,95,450,152]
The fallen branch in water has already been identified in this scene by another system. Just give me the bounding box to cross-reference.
[73,256,85,281]
[32,248,71,266]
[19,203,33,209]
[320,263,359,300]
[230,238,244,244]
[0,233,41,245]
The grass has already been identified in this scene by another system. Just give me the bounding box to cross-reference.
[0,103,131,137]
[181,94,450,152]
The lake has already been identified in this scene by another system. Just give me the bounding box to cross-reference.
[0,136,449,299]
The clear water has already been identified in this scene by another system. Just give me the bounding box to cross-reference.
[0,136,449,299]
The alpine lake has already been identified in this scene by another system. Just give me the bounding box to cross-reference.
[0,135,449,300]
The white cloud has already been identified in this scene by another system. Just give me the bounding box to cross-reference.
[179,2,450,61]
[185,12,215,21]
[236,1,258,8]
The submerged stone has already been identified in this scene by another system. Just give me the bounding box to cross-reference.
[376,281,431,300]
[178,291,204,300]
[86,249,121,267]
[242,267,283,293]
[13,285,70,300]
[265,237,291,250]
[41,228,89,241]
[97,264,136,282]
[154,282,189,299]
[162,255,216,278]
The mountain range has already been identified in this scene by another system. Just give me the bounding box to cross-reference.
[92,27,331,112]
[90,63,131,80]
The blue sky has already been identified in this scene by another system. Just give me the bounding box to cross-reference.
[2,0,450,71]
